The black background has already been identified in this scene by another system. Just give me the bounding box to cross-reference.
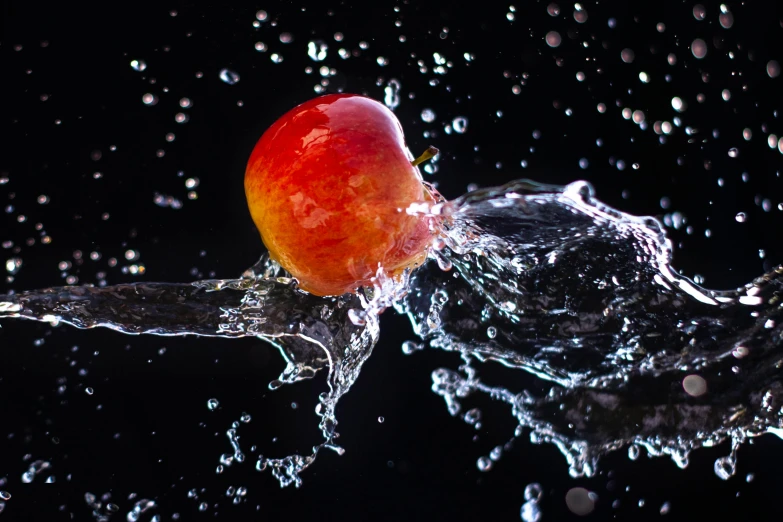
[2,1,783,521]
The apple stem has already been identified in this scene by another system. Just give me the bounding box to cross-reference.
[411,146,440,167]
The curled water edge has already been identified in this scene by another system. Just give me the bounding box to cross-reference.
[1,180,782,488]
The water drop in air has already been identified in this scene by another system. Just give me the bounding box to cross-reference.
[219,69,240,85]
[421,109,436,123]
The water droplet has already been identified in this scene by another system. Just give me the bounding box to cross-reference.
[762,59,780,80]
[714,455,736,480]
[520,500,542,522]
[384,79,401,111]
[691,39,707,59]
[735,212,747,223]
[477,456,493,472]
[628,445,640,460]
[307,40,328,61]
[5,257,22,275]
[682,375,707,397]
[142,93,158,106]
[130,60,147,72]
[421,108,436,123]
[525,483,543,502]
[719,12,734,29]
[207,398,220,411]
[545,31,561,48]
[565,487,596,516]
[452,117,468,134]
[378,416,385,423]
[0,491,10,501]
[219,69,240,85]
[21,460,51,483]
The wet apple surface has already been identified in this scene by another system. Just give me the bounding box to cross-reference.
[245,94,437,296]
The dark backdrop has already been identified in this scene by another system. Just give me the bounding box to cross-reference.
[2,1,782,521]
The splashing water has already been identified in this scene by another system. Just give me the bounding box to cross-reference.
[2,179,781,486]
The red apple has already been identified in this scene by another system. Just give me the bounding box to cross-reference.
[245,93,436,296]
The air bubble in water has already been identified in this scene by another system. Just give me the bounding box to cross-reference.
[621,49,635,63]
[142,93,158,106]
[477,456,493,471]
[421,109,436,123]
[735,212,747,223]
[768,60,781,79]
[219,69,240,85]
[130,60,147,72]
[207,398,220,410]
[452,116,468,134]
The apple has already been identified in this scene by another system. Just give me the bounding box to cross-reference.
[245,93,437,296]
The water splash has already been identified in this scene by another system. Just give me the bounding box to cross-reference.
[1,257,380,488]
[400,179,783,478]
[2,180,781,485]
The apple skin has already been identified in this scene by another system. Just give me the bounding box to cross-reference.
[245,93,435,296]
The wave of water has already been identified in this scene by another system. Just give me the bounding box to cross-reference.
[2,180,781,486]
